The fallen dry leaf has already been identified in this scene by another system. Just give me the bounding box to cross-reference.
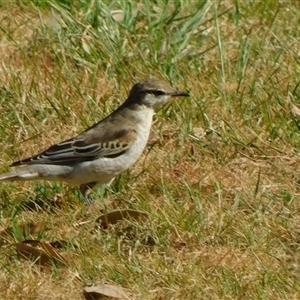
[95,209,148,229]
[11,240,68,266]
[83,284,129,299]
[13,243,54,266]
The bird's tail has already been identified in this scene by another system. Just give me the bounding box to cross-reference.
[0,168,41,182]
[0,165,73,182]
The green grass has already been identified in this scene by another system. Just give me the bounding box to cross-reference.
[1,0,300,299]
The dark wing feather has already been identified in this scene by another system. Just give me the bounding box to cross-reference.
[11,128,137,166]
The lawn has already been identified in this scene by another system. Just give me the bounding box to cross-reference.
[0,1,300,299]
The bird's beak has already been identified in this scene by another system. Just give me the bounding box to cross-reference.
[170,90,190,97]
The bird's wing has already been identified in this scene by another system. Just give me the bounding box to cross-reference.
[11,128,137,166]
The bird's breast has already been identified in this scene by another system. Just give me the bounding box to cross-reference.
[69,108,154,185]
[126,107,154,162]
[106,107,154,173]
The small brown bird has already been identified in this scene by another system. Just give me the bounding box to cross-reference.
[0,78,189,204]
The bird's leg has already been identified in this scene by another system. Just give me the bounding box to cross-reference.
[80,182,97,205]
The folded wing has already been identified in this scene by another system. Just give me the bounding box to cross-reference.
[11,129,137,166]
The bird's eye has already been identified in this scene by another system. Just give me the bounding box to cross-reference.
[152,90,165,96]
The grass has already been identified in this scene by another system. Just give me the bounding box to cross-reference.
[0,0,300,299]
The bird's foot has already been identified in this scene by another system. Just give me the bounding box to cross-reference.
[80,182,97,205]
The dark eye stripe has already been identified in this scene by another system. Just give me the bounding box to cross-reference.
[144,89,166,96]
[152,90,165,96]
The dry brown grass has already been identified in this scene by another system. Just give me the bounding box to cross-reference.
[0,1,300,299]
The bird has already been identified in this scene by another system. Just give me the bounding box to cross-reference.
[0,78,189,205]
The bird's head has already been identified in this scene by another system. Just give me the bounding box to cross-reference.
[126,78,189,109]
